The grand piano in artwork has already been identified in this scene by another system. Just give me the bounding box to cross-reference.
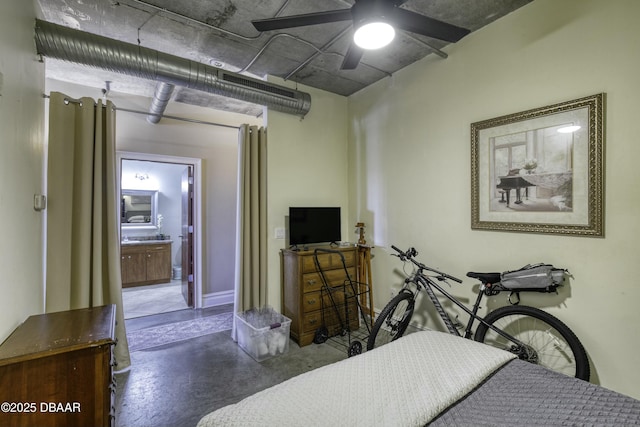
[497,174,534,206]
[497,171,573,208]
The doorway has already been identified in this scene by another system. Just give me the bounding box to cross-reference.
[117,152,202,319]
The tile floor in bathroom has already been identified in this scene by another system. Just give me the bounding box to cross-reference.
[121,280,189,319]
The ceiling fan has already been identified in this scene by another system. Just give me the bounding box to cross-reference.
[252,0,470,70]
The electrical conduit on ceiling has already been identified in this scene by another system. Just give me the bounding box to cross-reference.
[33,19,311,118]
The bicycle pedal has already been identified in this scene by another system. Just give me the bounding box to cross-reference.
[453,316,463,329]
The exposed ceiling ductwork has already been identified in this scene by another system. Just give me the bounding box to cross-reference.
[34,19,312,117]
[147,82,175,124]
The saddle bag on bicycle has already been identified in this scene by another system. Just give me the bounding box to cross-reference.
[500,263,566,292]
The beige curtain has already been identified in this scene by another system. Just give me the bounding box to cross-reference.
[46,92,130,370]
[233,125,268,340]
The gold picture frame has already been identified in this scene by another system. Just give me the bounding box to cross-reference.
[471,93,605,237]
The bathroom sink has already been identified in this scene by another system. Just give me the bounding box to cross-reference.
[121,239,172,245]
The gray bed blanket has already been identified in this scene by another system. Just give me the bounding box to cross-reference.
[430,359,640,426]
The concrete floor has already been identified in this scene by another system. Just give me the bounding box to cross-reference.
[115,306,348,427]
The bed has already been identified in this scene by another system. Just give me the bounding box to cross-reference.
[197,331,640,426]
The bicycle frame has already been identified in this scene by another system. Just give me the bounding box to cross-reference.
[375,246,589,380]
[402,267,527,348]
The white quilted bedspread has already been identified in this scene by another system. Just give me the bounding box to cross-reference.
[198,331,516,427]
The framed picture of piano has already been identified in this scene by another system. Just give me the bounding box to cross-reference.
[471,93,605,237]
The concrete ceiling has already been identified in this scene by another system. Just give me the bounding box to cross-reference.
[37,0,532,116]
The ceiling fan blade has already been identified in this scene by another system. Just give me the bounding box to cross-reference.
[341,42,365,70]
[252,9,353,32]
[391,8,470,42]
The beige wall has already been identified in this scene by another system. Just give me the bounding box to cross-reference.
[45,78,350,311]
[45,79,262,303]
[265,77,349,309]
[111,93,262,301]
[348,0,640,398]
[46,77,350,312]
[0,0,45,341]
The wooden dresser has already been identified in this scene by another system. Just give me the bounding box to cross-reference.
[0,305,116,427]
[121,240,172,287]
[281,246,359,346]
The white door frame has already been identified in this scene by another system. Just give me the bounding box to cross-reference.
[116,151,203,309]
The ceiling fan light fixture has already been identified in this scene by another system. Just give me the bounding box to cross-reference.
[354,21,395,50]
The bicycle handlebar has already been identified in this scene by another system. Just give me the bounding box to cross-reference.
[390,245,463,283]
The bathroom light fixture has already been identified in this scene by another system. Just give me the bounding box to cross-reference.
[557,125,581,133]
[354,20,395,50]
[135,172,149,180]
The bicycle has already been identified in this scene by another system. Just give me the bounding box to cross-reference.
[366,245,590,381]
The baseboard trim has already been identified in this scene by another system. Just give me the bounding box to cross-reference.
[203,290,234,308]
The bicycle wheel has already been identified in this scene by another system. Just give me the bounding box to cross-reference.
[474,305,590,381]
[366,290,414,350]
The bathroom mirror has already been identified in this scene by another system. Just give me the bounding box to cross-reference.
[121,189,158,228]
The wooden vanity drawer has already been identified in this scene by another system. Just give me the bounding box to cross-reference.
[145,244,170,252]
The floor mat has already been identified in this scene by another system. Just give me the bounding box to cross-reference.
[127,312,233,352]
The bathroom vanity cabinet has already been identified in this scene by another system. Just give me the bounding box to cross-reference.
[121,241,172,287]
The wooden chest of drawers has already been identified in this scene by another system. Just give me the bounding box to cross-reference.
[281,246,359,346]
[0,305,116,427]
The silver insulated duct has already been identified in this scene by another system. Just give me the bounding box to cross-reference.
[147,82,175,124]
[34,19,311,117]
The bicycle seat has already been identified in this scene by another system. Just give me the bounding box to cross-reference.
[466,272,501,284]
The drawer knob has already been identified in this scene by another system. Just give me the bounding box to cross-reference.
[307,279,316,285]
[307,299,316,305]
[309,319,318,324]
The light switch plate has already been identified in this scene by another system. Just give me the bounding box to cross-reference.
[275,227,285,239]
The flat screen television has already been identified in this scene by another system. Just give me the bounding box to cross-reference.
[289,207,341,246]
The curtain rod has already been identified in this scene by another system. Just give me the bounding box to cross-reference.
[43,94,241,130]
